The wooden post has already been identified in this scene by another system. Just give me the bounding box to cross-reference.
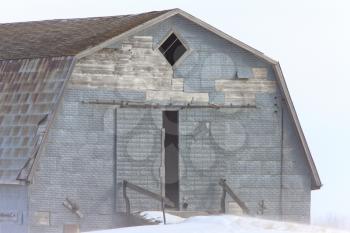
[122,180,175,207]
[219,179,249,215]
[160,128,166,224]
[63,198,83,218]
[123,180,131,216]
[220,187,226,213]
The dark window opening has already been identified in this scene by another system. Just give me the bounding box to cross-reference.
[163,111,179,209]
[159,33,187,66]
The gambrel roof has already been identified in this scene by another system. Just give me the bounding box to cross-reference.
[0,10,171,60]
[0,9,321,189]
[0,57,74,183]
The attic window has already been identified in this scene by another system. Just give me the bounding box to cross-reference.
[159,33,187,66]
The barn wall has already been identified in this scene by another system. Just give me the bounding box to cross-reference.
[28,14,311,233]
[135,14,311,222]
[138,15,276,104]
[28,90,116,233]
[280,104,311,222]
[28,89,161,233]
[28,35,169,233]
[0,184,28,233]
[178,104,311,222]
[115,108,163,211]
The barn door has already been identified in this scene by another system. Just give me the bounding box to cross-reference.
[178,108,231,210]
[116,108,163,211]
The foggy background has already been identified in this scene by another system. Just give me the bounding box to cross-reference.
[1,0,349,228]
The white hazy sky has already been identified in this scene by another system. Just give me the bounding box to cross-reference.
[1,0,349,222]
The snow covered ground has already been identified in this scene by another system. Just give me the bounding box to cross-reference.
[85,211,349,233]
[139,211,184,224]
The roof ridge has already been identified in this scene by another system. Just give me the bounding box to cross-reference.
[0,9,174,26]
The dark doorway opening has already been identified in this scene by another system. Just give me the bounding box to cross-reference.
[163,111,179,209]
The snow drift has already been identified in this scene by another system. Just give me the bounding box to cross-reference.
[85,211,349,233]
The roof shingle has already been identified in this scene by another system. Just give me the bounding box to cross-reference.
[0,10,171,60]
[0,57,74,183]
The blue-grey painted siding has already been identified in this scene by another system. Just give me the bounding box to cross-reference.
[178,103,310,222]
[29,89,129,233]
[0,185,28,233]
[116,108,163,211]
[139,15,275,97]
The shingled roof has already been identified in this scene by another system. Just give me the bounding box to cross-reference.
[0,10,171,60]
[0,57,74,183]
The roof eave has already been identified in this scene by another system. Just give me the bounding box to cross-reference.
[273,63,322,190]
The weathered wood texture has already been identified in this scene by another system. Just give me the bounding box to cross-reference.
[219,179,249,214]
[123,180,175,216]
[69,35,276,106]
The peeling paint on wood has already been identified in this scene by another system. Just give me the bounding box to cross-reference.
[70,36,276,106]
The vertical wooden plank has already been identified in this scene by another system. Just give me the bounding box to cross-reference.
[219,179,249,214]
[123,180,131,216]
[160,128,166,224]
[220,189,226,213]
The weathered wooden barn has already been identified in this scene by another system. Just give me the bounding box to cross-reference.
[0,9,321,233]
